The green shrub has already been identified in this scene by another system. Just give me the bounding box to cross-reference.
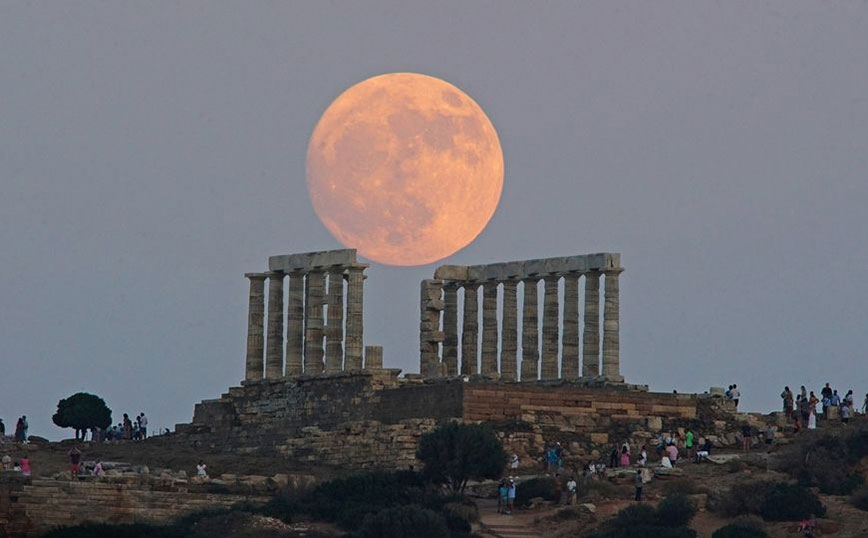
[759,483,825,521]
[708,480,774,517]
[417,422,507,493]
[781,428,868,495]
[586,501,698,538]
[356,505,449,538]
[609,503,657,527]
[656,494,697,527]
[712,524,768,538]
[514,477,559,507]
[851,487,868,511]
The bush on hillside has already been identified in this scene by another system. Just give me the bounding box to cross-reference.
[781,428,868,494]
[417,422,507,493]
[851,487,868,512]
[586,498,698,538]
[759,483,825,521]
[712,524,768,538]
[656,494,697,527]
[708,479,775,517]
[355,505,449,538]
[513,477,559,507]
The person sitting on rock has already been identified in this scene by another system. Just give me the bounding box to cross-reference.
[196,460,208,478]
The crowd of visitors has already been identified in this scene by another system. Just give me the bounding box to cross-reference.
[781,383,865,432]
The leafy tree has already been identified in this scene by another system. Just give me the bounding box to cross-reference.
[52,392,112,439]
[759,483,825,521]
[356,505,449,538]
[417,422,507,493]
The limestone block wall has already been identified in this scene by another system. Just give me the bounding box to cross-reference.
[0,474,270,538]
[177,372,743,472]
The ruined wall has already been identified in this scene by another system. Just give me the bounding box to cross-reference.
[0,473,271,538]
[177,372,740,472]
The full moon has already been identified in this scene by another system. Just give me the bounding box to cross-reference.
[306,73,504,266]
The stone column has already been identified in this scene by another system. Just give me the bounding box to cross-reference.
[500,279,518,381]
[244,273,267,382]
[442,283,459,376]
[344,265,366,370]
[480,280,499,377]
[602,269,624,382]
[325,267,345,373]
[303,269,325,374]
[285,271,304,376]
[265,271,285,379]
[461,282,479,375]
[364,345,383,369]
[520,278,539,381]
[540,275,560,380]
[561,273,580,379]
[420,279,445,377]
[582,271,601,378]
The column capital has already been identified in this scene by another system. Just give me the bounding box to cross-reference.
[265,270,285,279]
[603,267,625,275]
[244,272,268,280]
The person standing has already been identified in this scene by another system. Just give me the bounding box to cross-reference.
[21,416,28,441]
[510,453,519,470]
[830,390,841,408]
[666,442,679,466]
[619,446,631,467]
[497,479,508,513]
[634,470,644,501]
[808,393,818,430]
[741,423,752,452]
[638,445,648,466]
[123,414,132,440]
[685,429,695,462]
[68,446,82,479]
[781,386,794,414]
[821,383,832,401]
[93,459,105,477]
[566,476,577,505]
[841,403,851,425]
[0,418,5,440]
[863,393,868,415]
[506,478,516,514]
[730,385,740,408]
[14,418,24,442]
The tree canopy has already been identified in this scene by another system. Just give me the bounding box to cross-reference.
[52,392,112,436]
[416,421,507,493]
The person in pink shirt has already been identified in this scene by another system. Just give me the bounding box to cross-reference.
[19,455,31,476]
[619,446,631,467]
[666,442,679,466]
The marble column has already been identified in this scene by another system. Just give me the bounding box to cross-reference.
[602,269,624,381]
[520,278,539,381]
[480,280,499,377]
[364,345,383,369]
[265,272,285,379]
[344,265,366,370]
[461,283,479,375]
[500,279,518,381]
[540,275,560,380]
[419,279,445,377]
[582,271,601,378]
[442,283,459,376]
[325,267,345,373]
[285,271,304,376]
[303,270,325,374]
[561,273,580,379]
[244,273,267,382]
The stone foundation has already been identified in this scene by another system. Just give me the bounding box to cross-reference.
[175,371,741,471]
[0,472,273,537]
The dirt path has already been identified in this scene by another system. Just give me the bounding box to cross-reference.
[476,498,542,538]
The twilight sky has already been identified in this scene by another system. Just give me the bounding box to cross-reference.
[2,2,867,439]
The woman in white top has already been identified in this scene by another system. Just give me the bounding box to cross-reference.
[196,460,208,477]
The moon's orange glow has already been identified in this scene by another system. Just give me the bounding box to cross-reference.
[306,73,504,266]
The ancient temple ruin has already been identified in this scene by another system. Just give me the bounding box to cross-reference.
[420,253,623,382]
[242,249,382,383]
